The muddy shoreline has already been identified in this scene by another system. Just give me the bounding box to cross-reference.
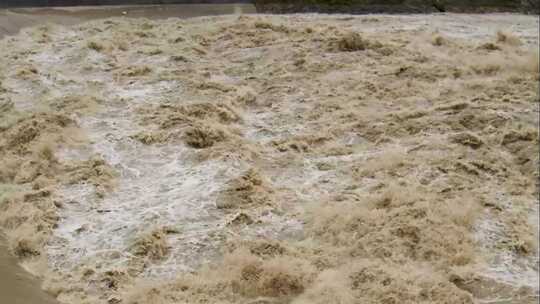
[0,4,256,38]
[0,0,252,9]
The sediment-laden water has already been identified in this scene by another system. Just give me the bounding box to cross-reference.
[0,11,538,304]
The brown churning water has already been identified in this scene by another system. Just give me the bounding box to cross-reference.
[0,234,59,304]
[0,5,255,304]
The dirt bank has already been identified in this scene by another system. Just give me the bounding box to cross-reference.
[0,12,538,304]
[0,0,252,9]
[0,4,256,38]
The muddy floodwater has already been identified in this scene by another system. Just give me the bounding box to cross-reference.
[0,6,538,304]
[0,5,255,304]
[1,234,59,304]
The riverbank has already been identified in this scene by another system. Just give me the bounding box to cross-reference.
[0,3,256,38]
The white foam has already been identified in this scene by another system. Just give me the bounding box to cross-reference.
[474,197,539,291]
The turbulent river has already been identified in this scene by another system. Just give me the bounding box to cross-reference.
[0,7,538,304]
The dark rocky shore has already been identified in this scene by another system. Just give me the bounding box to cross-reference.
[2,0,538,14]
[254,0,539,14]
